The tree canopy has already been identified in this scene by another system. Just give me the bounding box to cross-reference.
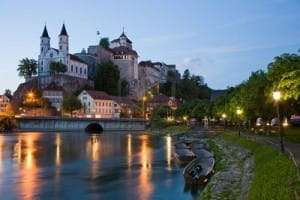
[99,37,110,48]
[49,62,67,74]
[94,60,128,96]
[62,94,82,116]
[17,58,37,78]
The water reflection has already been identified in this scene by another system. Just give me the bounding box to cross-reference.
[0,136,3,173]
[166,135,172,170]
[0,132,195,200]
[86,134,101,180]
[127,134,132,169]
[16,133,41,200]
[138,134,153,200]
[55,133,61,166]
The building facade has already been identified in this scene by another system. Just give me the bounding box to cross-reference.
[0,95,10,115]
[42,82,64,109]
[78,90,120,118]
[38,24,88,79]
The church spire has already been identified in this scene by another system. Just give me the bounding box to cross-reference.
[59,24,68,36]
[41,25,49,38]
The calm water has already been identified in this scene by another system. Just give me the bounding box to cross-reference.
[0,131,201,200]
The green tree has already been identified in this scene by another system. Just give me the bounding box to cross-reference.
[17,58,37,79]
[99,37,110,48]
[94,61,120,96]
[278,69,300,101]
[62,94,82,116]
[4,89,12,99]
[49,62,67,74]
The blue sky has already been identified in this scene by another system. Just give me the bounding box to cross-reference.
[0,0,299,92]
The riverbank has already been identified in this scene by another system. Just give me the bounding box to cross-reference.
[200,132,300,200]
[154,127,300,199]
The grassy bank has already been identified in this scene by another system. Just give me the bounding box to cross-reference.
[223,133,300,200]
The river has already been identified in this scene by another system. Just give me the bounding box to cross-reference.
[0,131,202,200]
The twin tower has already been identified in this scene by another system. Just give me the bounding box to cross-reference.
[40,24,69,56]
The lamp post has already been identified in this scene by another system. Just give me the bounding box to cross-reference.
[236,109,242,136]
[273,91,284,153]
[142,96,146,119]
[27,91,35,116]
[222,113,227,131]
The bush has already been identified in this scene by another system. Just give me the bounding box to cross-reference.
[0,117,16,131]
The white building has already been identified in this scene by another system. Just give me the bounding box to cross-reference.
[78,90,120,118]
[38,24,88,79]
[0,95,10,115]
[42,82,64,109]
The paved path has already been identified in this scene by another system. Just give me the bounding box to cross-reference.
[236,132,300,166]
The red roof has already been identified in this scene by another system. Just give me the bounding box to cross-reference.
[85,90,113,100]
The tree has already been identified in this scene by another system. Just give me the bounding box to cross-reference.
[49,62,67,74]
[4,89,12,99]
[17,58,37,79]
[182,69,191,80]
[94,61,120,96]
[62,94,82,116]
[22,89,50,109]
[99,37,110,48]
[278,69,300,101]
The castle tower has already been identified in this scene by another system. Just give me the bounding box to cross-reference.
[40,25,50,55]
[58,24,69,54]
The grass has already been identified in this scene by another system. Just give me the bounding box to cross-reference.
[223,133,300,200]
[207,139,226,171]
[248,126,300,143]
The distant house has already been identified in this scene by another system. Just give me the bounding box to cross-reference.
[112,96,134,117]
[42,82,64,109]
[210,89,227,101]
[0,95,10,115]
[78,90,120,118]
[146,94,182,116]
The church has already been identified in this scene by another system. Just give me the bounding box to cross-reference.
[38,24,88,80]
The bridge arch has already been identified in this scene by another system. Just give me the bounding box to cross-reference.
[85,123,103,133]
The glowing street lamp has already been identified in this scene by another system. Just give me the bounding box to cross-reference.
[236,108,242,136]
[222,113,227,130]
[142,96,147,119]
[273,90,284,153]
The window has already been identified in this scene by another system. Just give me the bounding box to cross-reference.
[50,53,53,58]
[59,45,62,50]
[80,68,82,74]
[84,69,86,75]
[76,67,78,73]
[41,47,43,51]
[71,65,73,72]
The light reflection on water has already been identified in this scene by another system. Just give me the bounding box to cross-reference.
[0,132,200,200]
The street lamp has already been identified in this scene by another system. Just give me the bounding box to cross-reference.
[236,109,242,136]
[273,90,284,153]
[222,113,227,130]
[27,91,35,116]
[142,96,147,119]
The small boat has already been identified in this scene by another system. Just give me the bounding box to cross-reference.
[174,142,189,149]
[189,141,208,150]
[174,148,196,164]
[191,148,214,159]
[183,157,215,184]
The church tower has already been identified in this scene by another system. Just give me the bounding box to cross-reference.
[40,25,50,55]
[58,24,69,54]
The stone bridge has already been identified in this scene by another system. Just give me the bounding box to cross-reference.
[16,117,146,132]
